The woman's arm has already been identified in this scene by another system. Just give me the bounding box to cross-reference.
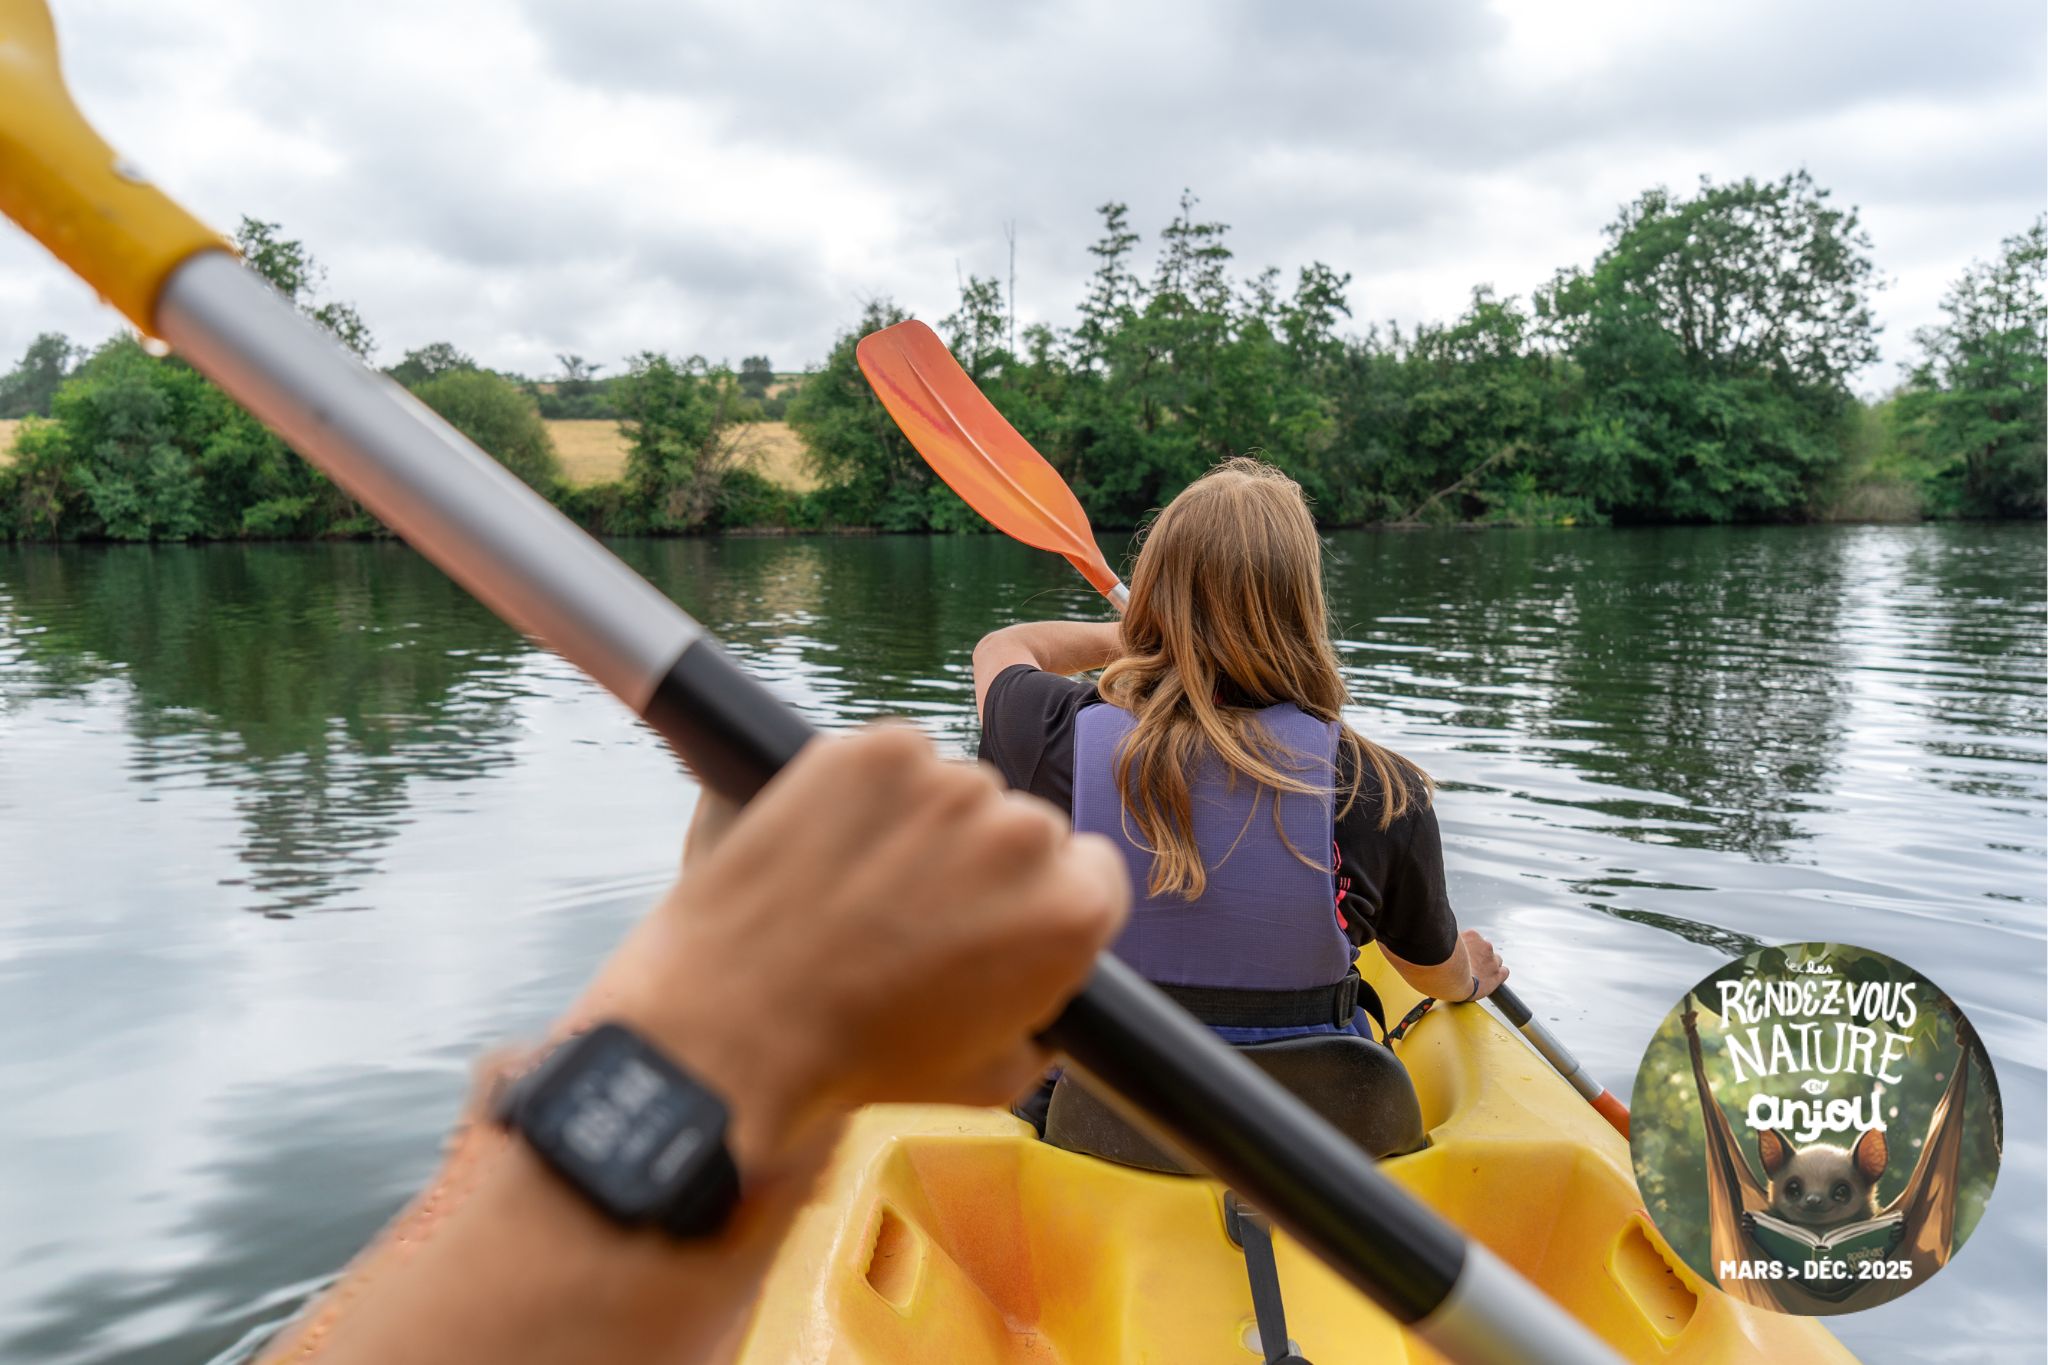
[1349,793,1507,1005]
[973,620,1123,718]
[1381,928,1508,1003]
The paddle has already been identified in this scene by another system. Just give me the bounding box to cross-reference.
[857,319,1634,1142]
[855,319,1127,607]
[1491,984,1631,1138]
[0,10,1619,1362]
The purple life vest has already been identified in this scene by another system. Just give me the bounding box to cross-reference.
[1072,702,1352,994]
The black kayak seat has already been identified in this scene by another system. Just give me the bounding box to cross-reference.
[1043,1030,1428,1174]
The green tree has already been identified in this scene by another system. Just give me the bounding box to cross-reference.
[1539,173,1879,522]
[738,355,775,401]
[535,353,619,420]
[0,332,81,419]
[787,300,946,530]
[386,342,476,388]
[410,369,562,493]
[613,352,748,531]
[1060,195,1237,518]
[944,276,1013,382]
[234,217,376,359]
[1895,219,2046,518]
[4,338,244,539]
[1431,294,1576,523]
[0,329,362,540]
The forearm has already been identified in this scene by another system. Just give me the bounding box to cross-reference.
[265,1122,827,1365]
[973,620,1122,716]
[1381,938,1475,1002]
[979,620,1122,676]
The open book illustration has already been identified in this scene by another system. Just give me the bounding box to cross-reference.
[1740,1210,1907,1300]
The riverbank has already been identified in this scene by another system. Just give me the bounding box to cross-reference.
[0,409,2005,536]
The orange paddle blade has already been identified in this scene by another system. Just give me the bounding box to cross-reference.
[856,320,1121,599]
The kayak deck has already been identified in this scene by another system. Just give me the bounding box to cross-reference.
[738,958,1856,1363]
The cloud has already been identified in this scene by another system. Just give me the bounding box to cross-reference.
[1,0,2040,387]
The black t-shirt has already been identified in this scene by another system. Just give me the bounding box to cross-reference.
[977,664,1459,966]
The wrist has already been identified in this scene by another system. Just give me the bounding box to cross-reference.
[598,917,833,1179]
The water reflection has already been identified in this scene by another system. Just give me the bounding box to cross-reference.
[0,546,529,913]
[0,525,2040,1365]
[1321,528,1865,863]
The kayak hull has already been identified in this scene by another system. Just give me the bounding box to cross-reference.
[738,956,1857,1363]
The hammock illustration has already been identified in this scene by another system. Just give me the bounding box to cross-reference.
[1680,996,1988,1314]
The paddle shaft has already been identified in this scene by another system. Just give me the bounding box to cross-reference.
[148,251,1617,1365]
[1491,984,1631,1138]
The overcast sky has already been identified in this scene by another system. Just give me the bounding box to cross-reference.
[3,0,2042,391]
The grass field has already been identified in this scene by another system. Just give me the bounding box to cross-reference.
[547,419,631,486]
[545,419,817,492]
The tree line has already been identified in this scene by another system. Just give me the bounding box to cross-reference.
[2,177,2041,543]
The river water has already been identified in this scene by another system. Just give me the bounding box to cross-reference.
[0,525,2041,1364]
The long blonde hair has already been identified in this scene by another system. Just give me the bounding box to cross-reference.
[1098,458,1429,899]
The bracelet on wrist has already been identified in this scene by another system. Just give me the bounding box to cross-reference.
[1456,974,1481,1004]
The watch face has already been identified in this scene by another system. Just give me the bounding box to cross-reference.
[520,1024,728,1224]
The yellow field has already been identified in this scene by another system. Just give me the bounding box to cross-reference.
[731,421,818,492]
[544,418,817,492]
[0,419,18,464]
[547,419,632,486]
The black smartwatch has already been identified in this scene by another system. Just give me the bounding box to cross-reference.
[494,1021,741,1238]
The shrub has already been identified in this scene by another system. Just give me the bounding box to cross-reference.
[411,369,563,493]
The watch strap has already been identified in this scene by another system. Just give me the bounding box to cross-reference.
[657,1138,741,1237]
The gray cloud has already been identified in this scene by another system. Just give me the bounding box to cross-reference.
[1,0,2040,387]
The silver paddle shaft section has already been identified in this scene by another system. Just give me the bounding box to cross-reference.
[1517,1019,1602,1102]
[158,251,700,711]
[1490,985,1604,1103]
[1418,1243,1618,1365]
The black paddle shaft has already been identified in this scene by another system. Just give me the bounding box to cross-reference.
[644,639,1467,1323]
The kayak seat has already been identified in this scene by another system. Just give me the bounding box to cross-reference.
[1042,1031,1428,1175]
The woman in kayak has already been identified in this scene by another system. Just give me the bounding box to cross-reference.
[977,458,1507,1098]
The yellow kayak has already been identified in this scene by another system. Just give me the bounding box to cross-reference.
[738,952,1856,1363]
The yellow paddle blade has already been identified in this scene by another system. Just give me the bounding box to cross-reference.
[0,0,226,332]
[856,320,1122,599]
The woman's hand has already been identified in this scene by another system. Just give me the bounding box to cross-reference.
[1458,929,1509,1001]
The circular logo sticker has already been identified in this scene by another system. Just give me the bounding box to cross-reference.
[1630,942,2002,1315]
